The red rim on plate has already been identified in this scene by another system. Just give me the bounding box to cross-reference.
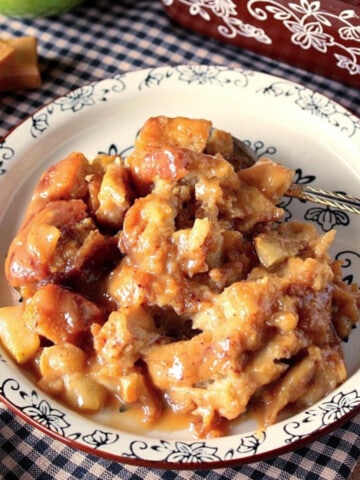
[1,65,359,469]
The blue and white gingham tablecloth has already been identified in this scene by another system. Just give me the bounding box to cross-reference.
[0,1,359,479]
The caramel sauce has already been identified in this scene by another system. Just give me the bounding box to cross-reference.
[89,400,195,437]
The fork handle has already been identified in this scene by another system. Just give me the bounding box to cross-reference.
[286,183,360,215]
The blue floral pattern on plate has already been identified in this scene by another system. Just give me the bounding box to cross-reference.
[0,65,359,467]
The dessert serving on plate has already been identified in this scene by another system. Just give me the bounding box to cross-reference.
[1,116,359,439]
[0,66,359,467]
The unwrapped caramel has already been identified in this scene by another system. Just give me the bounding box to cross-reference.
[0,36,41,92]
[0,40,16,68]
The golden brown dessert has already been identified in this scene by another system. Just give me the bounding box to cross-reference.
[1,116,359,437]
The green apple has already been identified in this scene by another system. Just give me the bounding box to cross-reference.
[0,0,83,17]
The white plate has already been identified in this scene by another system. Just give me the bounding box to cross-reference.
[1,65,360,469]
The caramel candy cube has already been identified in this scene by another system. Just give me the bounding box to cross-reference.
[0,36,41,92]
[0,40,16,69]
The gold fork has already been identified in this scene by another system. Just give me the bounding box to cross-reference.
[285,183,360,215]
[230,135,360,215]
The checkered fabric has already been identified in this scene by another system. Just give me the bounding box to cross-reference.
[0,1,359,478]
